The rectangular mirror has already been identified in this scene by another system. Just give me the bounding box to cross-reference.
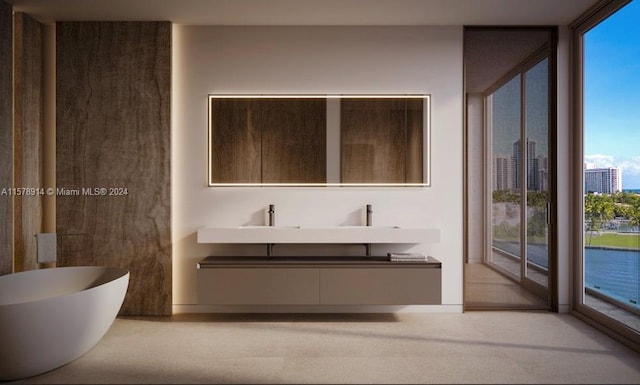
[208,94,430,187]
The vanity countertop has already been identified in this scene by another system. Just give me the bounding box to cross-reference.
[196,226,440,244]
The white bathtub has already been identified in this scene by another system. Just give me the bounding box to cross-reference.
[0,266,129,381]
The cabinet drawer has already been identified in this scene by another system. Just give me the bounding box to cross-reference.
[320,267,441,305]
[198,268,319,305]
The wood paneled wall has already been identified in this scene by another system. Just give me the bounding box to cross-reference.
[56,21,172,315]
[0,0,13,276]
[13,13,44,272]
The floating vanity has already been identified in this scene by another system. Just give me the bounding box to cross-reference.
[196,225,442,307]
[197,256,441,306]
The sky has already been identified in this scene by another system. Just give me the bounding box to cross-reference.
[584,0,640,189]
[492,59,549,156]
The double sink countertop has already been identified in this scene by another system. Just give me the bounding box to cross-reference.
[196,225,440,244]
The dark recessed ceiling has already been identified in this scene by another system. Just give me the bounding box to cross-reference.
[465,29,551,94]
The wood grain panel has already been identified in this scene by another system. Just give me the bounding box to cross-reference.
[341,98,407,184]
[210,98,261,183]
[13,13,43,272]
[0,0,13,276]
[406,98,424,183]
[258,98,326,183]
[57,21,171,315]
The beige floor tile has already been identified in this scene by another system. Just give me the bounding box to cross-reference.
[14,312,640,384]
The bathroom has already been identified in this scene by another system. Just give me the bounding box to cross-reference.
[1,16,464,316]
[2,0,640,383]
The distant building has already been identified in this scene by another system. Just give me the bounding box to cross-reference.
[584,166,622,194]
[506,139,548,192]
[494,154,514,191]
[536,155,548,192]
[493,140,549,192]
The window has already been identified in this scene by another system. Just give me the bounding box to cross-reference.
[486,47,551,302]
[573,0,640,343]
[464,27,556,310]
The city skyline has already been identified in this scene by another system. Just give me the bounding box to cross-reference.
[584,0,640,189]
[493,138,548,192]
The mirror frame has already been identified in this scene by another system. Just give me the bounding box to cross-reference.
[207,94,431,187]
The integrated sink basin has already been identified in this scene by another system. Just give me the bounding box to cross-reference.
[237,225,401,229]
[197,226,439,244]
[301,225,402,229]
[238,225,301,229]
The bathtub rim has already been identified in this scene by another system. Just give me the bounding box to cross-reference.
[0,266,130,381]
[0,266,130,307]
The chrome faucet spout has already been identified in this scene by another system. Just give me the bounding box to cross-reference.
[365,204,372,256]
[267,204,275,256]
[268,204,275,227]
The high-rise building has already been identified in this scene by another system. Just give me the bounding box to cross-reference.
[584,166,622,194]
[493,154,514,191]
[537,156,548,192]
[512,139,546,191]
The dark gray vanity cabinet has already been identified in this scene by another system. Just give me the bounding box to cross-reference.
[197,256,441,306]
[320,267,440,305]
[198,267,320,305]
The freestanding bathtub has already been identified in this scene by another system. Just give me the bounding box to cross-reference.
[0,266,129,381]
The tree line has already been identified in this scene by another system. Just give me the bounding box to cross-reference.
[492,190,640,242]
[585,191,640,233]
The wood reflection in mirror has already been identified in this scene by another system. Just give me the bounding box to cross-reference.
[209,95,427,186]
[210,98,260,183]
[341,98,423,184]
[260,98,326,183]
[210,98,326,184]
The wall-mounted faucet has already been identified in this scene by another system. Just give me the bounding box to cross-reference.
[267,204,275,256]
[365,204,372,257]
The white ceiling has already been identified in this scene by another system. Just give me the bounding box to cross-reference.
[7,0,598,25]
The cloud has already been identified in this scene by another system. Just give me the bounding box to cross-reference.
[584,154,615,168]
[585,154,640,177]
[619,156,640,176]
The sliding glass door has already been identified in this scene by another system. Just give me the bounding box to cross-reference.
[487,48,551,300]
[524,58,550,289]
[574,0,639,339]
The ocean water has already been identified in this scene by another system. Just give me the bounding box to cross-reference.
[587,189,638,306]
[585,247,639,307]
[492,241,639,307]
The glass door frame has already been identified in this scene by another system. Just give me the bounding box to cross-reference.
[483,36,557,307]
[571,0,640,347]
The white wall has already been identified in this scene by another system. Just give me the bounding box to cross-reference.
[172,26,464,312]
